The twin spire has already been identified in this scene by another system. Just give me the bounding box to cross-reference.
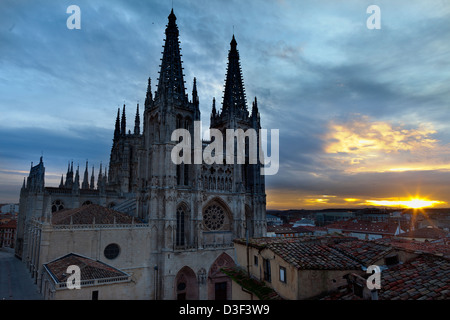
[114,9,257,135]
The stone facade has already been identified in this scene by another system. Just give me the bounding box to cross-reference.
[16,9,266,300]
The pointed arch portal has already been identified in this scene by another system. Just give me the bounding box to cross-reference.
[208,252,235,300]
[175,266,198,300]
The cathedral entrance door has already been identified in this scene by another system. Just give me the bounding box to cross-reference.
[214,282,227,300]
[208,252,235,300]
[175,266,198,300]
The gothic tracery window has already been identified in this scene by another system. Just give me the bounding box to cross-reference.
[203,204,226,231]
[51,200,64,213]
[176,206,185,246]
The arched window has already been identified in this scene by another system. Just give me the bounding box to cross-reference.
[176,206,185,246]
[177,165,181,185]
[51,200,64,213]
[176,114,183,129]
[176,164,189,186]
[184,164,189,186]
[203,203,227,231]
[184,116,192,131]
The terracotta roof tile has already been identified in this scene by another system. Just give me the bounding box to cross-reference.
[235,236,362,270]
[44,253,128,283]
[0,219,16,229]
[52,204,140,225]
[326,220,399,235]
[267,240,361,270]
[333,240,393,266]
[380,255,450,300]
[398,227,449,240]
[319,254,450,300]
[375,237,450,258]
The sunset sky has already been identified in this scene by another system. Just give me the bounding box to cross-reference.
[1,0,450,210]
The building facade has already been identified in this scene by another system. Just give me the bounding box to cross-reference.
[16,9,266,300]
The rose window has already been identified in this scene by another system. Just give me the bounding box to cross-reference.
[203,204,225,231]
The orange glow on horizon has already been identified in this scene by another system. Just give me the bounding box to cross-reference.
[266,189,447,210]
[365,197,445,209]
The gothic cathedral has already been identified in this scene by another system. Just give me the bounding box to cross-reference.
[16,9,266,300]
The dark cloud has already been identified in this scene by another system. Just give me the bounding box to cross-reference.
[1,0,450,208]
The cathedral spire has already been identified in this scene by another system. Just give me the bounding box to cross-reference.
[145,77,153,109]
[65,161,74,188]
[82,161,89,189]
[211,97,217,121]
[121,104,126,135]
[192,77,199,107]
[73,165,80,192]
[156,9,186,102]
[114,107,121,139]
[221,34,248,118]
[252,97,258,118]
[134,103,140,135]
[90,165,95,189]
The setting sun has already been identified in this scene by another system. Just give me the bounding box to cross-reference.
[365,198,445,209]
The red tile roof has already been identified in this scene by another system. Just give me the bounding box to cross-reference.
[326,220,399,235]
[333,240,393,266]
[375,237,450,258]
[298,225,327,232]
[52,204,140,225]
[380,255,450,300]
[319,254,450,300]
[44,253,128,283]
[267,224,313,234]
[235,236,362,270]
[397,226,448,240]
[0,219,16,229]
[267,240,361,270]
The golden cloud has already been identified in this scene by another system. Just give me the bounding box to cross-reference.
[325,115,437,154]
[322,115,448,173]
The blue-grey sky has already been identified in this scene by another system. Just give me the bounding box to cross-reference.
[1,0,450,209]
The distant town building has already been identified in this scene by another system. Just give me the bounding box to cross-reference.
[325,219,406,240]
[0,219,16,248]
[374,237,450,259]
[396,226,449,242]
[0,203,19,215]
[292,218,315,227]
[297,225,328,236]
[266,214,283,226]
[266,224,313,237]
[315,211,355,226]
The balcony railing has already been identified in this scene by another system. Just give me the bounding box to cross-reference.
[54,276,131,290]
